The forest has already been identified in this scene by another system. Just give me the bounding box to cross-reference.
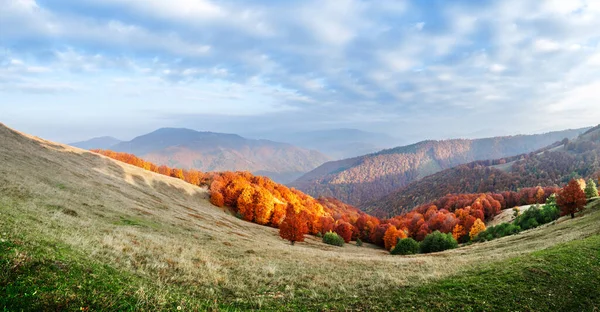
[292,129,585,207]
[367,133,600,217]
[93,149,561,252]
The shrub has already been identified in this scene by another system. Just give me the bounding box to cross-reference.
[512,207,520,218]
[316,232,323,238]
[391,238,420,255]
[419,231,458,254]
[585,178,599,199]
[473,222,521,242]
[323,231,344,247]
[356,238,363,247]
[514,202,560,231]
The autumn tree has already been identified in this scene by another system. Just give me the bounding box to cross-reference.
[383,226,407,251]
[585,178,599,199]
[469,218,486,240]
[451,224,465,241]
[334,221,354,243]
[171,168,185,180]
[320,216,335,234]
[279,204,308,245]
[253,187,275,225]
[210,191,225,207]
[557,179,587,218]
[237,186,256,221]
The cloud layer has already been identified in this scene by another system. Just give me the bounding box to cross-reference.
[1,0,600,142]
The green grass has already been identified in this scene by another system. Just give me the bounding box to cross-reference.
[0,232,238,311]
[3,228,599,311]
[390,234,600,312]
[256,234,600,311]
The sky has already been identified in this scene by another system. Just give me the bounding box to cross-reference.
[1,0,600,143]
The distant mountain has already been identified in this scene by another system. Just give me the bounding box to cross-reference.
[266,128,401,160]
[290,127,589,207]
[109,128,329,184]
[365,125,600,217]
[70,136,122,150]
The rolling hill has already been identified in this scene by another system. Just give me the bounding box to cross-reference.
[1,123,599,311]
[366,125,600,217]
[291,128,588,207]
[107,128,330,184]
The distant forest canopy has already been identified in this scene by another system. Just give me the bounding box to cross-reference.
[93,149,559,250]
[291,128,588,208]
[365,127,600,217]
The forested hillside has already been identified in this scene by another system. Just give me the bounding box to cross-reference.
[291,128,587,207]
[366,125,600,217]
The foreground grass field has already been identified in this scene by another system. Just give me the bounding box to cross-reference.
[1,123,599,311]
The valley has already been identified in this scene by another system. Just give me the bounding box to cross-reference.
[1,123,599,311]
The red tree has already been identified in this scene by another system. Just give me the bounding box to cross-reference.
[279,204,308,245]
[557,179,587,219]
[334,221,354,243]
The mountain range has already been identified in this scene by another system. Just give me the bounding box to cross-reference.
[72,128,329,184]
[290,128,589,208]
[263,128,402,159]
[364,125,600,217]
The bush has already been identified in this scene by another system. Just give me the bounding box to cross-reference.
[514,202,559,231]
[585,178,599,198]
[356,238,363,247]
[323,231,344,247]
[419,231,458,254]
[391,238,420,255]
[316,232,323,238]
[473,222,521,242]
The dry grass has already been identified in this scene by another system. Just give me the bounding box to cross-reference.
[1,123,600,308]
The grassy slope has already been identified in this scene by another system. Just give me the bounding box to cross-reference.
[2,210,599,311]
[1,124,599,311]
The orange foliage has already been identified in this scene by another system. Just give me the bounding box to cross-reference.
[279,204,308,245]
[334,221,354,243]
[557,179,587,218]
[469,218,486,239]
[210,191,225,207]
[452,224,465,241]
[383,226,407,251]
[93,149,519,251]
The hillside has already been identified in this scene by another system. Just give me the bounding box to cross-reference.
[1,123,600,311]
[109,128,329,183]
[70,136,122,150]
[366,125,600,217]
[291,128,587,207]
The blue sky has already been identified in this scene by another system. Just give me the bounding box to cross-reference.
[1,0,600,143]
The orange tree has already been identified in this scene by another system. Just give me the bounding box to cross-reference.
[557,179,587,219]
[279,203,308,245]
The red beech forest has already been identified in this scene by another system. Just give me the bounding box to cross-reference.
[93,149,559,250]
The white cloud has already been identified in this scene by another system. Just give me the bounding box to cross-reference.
[534,39,561,52]
[489,64,506,73]
[3,0,600,139]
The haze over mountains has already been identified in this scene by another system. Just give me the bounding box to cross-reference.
[263,128,402,159]
[73,128,329,184]
[70,136,122,150]
[290,127,589,208]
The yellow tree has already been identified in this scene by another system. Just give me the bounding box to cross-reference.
[237,186,255,221]
[253,187,275,225]
[469,218,486,240]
